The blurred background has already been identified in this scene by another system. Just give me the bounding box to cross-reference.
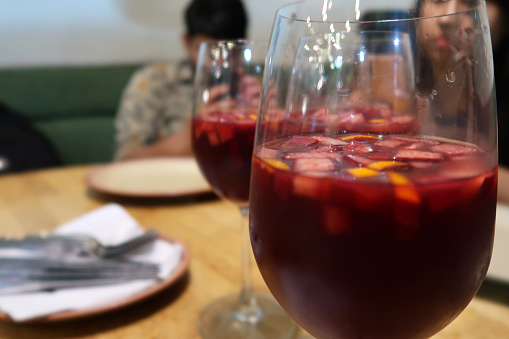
[0,0,419,169]
[0,0,293,68]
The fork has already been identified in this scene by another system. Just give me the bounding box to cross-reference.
[0,229,159,258]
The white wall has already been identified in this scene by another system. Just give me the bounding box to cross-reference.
[0,0,405,68]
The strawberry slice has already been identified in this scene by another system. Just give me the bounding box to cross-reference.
[280,136,318,150]
[310,146,337,153]
[394,150,443,162]
[312,136,348,146]
[344,141,374,154]
[345,154,375,165]
[431,143,477,156]
[391,115,415,124]
[367,153,395,161]
[374,139,405,148]
[292,174,323,199]
[337,112,366,124]
[285,151,338,160]
[294,158,335,172]
[215,124,235,143]
[404,142,424,150]
[378,107,392,119]
[410,161,434,169]
[420,138,441,146]
[390,136,418,143]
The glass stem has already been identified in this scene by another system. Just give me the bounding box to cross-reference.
[236,206,262,323]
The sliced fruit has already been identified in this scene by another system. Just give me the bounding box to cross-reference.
[367,161,408,171]
[346,167,380,178]
[294,158,335,172]
[323,206,350,235]
[345,154,375,165]
[386,171,411,185]
[292,174,322,199]
[285,152,338,160]
[263,158,290,171]
[216,125,235,143]
[312,135,348,146]
[431,143,477,156]
[257,147,279,159]
[387,172,421,205]
[403,142,424,150]
[344,141,374,154]
[340,134,381,142]
[391,115,415,124]
[280,136,318,150]
[390,136,418,143]
[374,139,405,148]
[410,161,434,169]
[394,150,443,162]
[207,128,220,146]
[310,146,336,153]
[367,153,395,161]
[368,119,387,124]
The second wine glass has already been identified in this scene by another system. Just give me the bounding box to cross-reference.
[192,40,297,339]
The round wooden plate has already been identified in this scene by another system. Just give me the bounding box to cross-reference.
[85,157,212,199]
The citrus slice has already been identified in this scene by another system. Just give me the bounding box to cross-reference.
[346,167,380,178]
[264,159,290,171]
[367,161,408,171]
[340,135,381,141]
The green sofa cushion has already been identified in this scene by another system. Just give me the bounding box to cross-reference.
[0,64,141,164]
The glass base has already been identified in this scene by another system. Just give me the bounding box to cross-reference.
[199,292,297,339]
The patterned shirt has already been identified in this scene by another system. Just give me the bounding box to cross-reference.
[114,59,194,160]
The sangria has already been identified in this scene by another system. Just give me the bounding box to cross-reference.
[250,132,496,338]
[250,1,498,338]
[192,109,257,204]
[192,40,296,339]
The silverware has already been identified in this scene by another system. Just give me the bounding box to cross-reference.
[0,257,161,295]
[0,229,159,258]
[0,278,159,295]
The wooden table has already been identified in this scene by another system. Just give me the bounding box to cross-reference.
[0,165,508,338]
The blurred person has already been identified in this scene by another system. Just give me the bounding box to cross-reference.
[414,0,509,202]
[414,0,477,129]
[114,0,248,160]
[486,0,509,202]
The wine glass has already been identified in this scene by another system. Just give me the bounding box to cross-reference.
[191,40,297,339]
[249,1,497,338]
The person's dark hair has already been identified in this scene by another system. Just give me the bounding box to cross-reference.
[185,0,248,40]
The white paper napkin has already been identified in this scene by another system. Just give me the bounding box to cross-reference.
[0,203,184,322]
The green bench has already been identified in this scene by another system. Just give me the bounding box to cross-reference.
[0,64,141,165]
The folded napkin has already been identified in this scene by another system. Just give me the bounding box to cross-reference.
[0,203,184,322]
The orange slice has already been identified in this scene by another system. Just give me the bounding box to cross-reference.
[347,167,380,178]
[264,159,290,171]
[368,119,387,124]
[386,172,410,185]
[340,135,381,141]
[367,161,408,171]
[387,172,420,204]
